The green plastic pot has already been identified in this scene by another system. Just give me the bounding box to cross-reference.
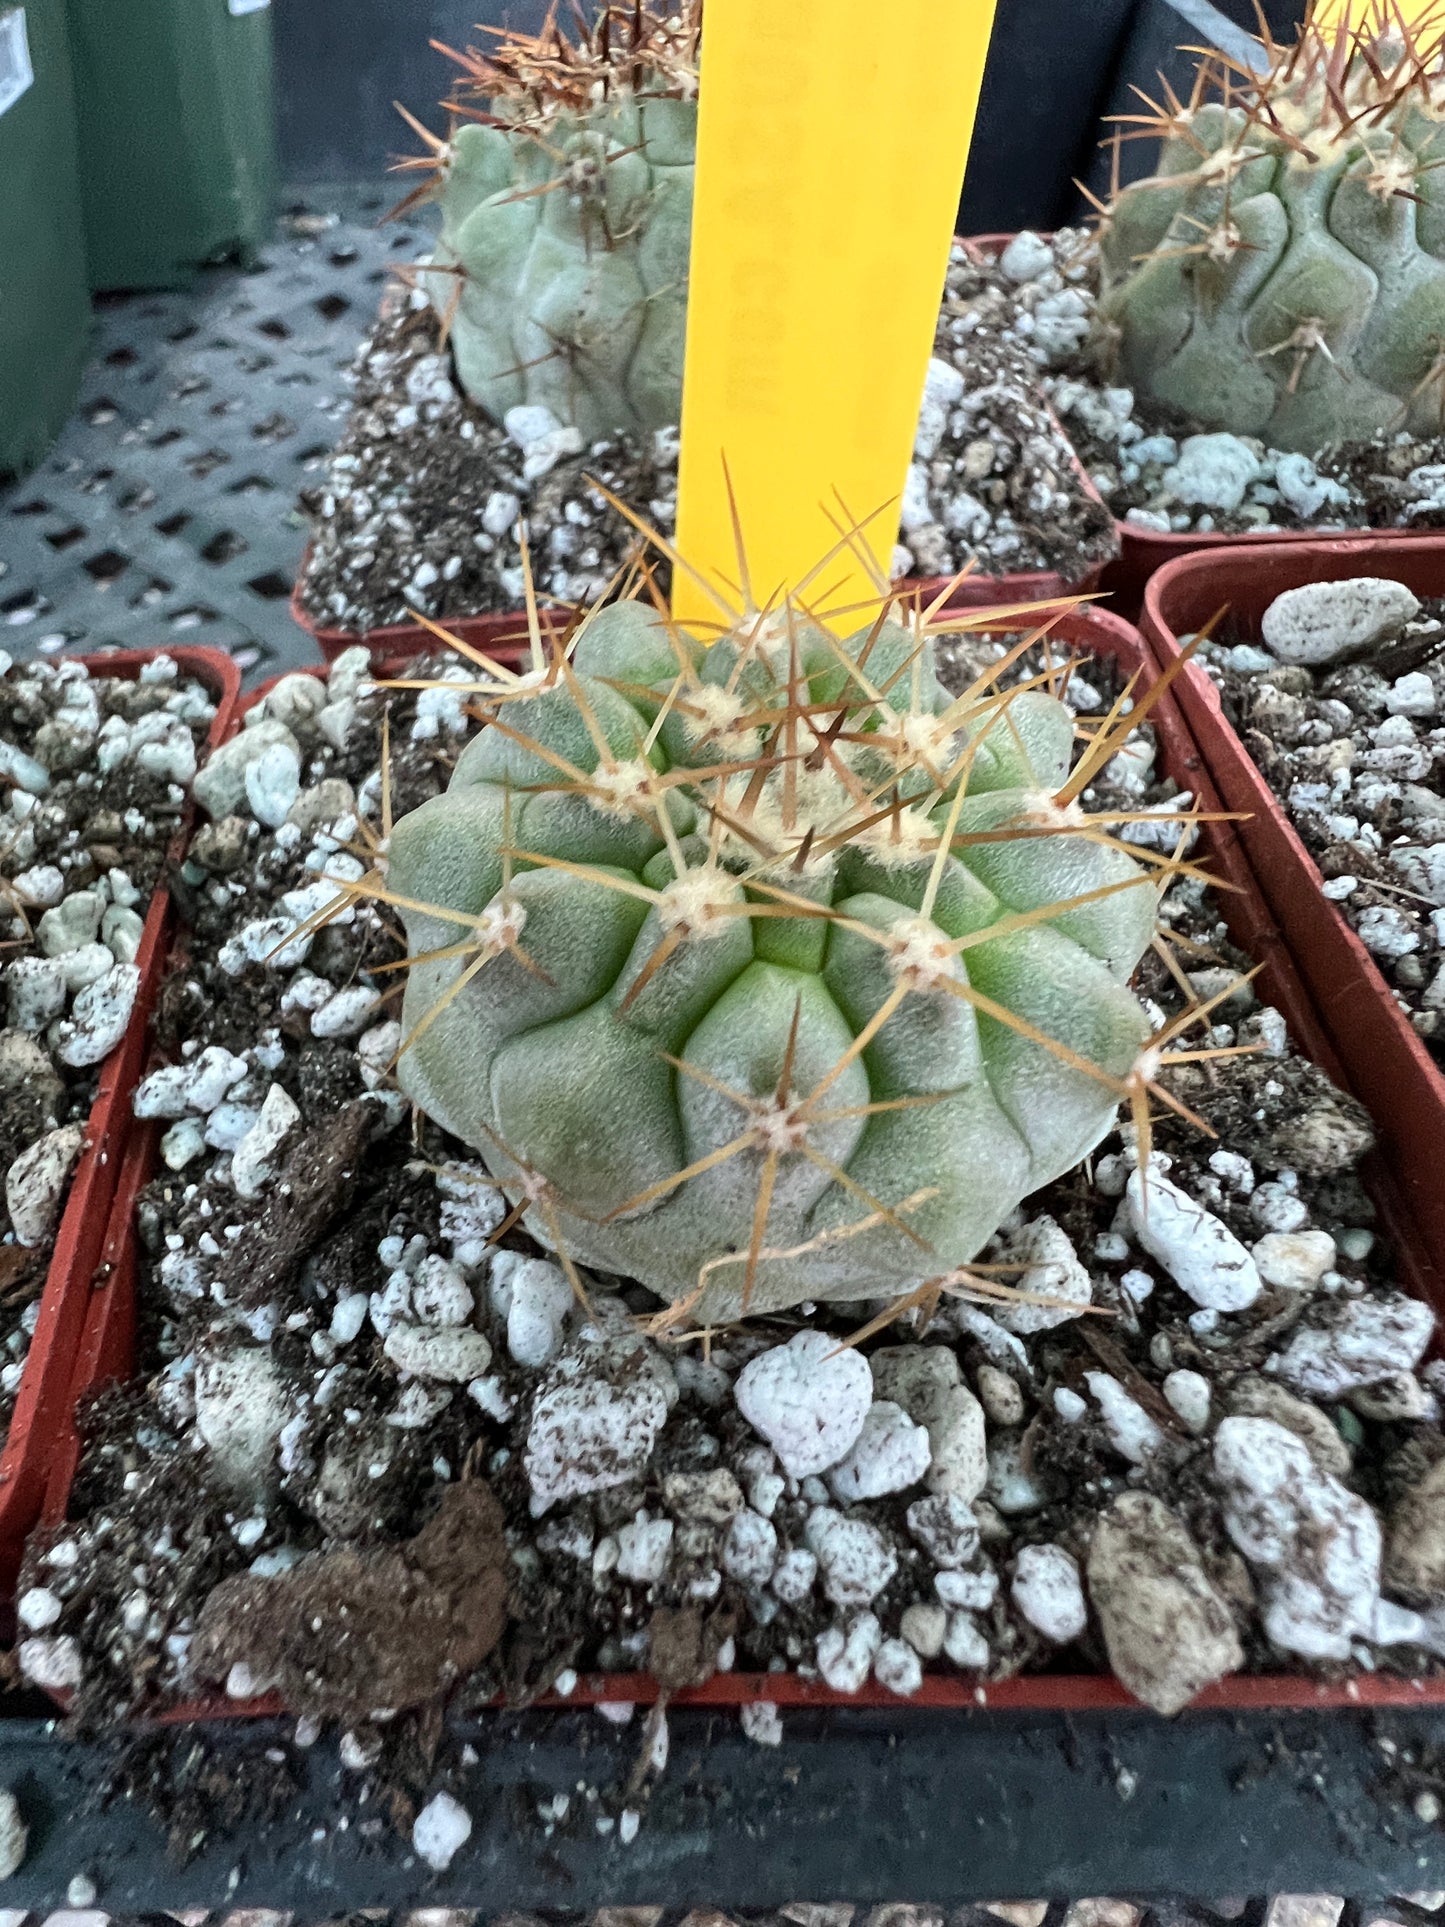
[0,0,89,478]
[64,0,277,292]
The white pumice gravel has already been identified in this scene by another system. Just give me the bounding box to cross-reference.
[1011,1543,1088,1644]
[735,1330,873,1478]
[412,1791,473,1872]
[0,653,215,1425]
[1126,1168,1262,1311]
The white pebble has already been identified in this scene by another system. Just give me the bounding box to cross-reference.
[1271,1295,1434,1397]
[826,1400,931,1501]
[492,1250,573,1368]
[722,1508,779,1588]
[615,1512,674,1584]
[805,1507,897,1607]
[244,741,303,828]
[740,1700,783,1746]
[53,963,140,1068]
[16,1587,61,1631]
[311,984,382,1039]
[412,1791,473,1872]
[1011,1543,1088,1644]
[384,1323,494,1384]
[874,1637,923,1697]
[1126,1167,1261,1311]
[5,1123,84,1246]
[815,1612,882,1693]
[735,1330,872,1477]
[230,1082,301,1199]
[1085,1370,1165,1464]
[1163,1369,1211,1433]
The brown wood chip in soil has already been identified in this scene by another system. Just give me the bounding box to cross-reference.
[212,1098,379,1308]
[190,1478,510,1720]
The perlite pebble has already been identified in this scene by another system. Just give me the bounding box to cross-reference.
[1214,1415,1380,1660]
[735,1329,873,1478]
[1087,1370,1166,1465]
[53,962,140,1068]
[311,984,382,1038]
[0,1789,26,1880]
[491,1249,573,1368]
[524,1324,677,1508]
[740,1700,783,1746]
[18,1635,82,1690]
[16,1587,61,1630]
[874,1637,923,1697]
[1271,1294,1434,1397]
[770,1547,817,1605]
[826,1400,931,1502]
[805,1507,898,1607]
[384,1323,494,1383]
[943,1610,991,1669]
[194,721,301,819]
[409,1254,473,1326]
[1161,434,1261,513]
[246,747,302,832]
[231,1083,301,1199]
[12,865,63,907]
[6,956,68,1030]
[1126,1167,1261,1311]
[5,1122,84,1246]
[993,1215,1092,1332]
[723,1508,778,1586]
[815,1612,882,1693]
[1011,1543,1088,1644]
[615,1511,674,1583]
[412,1791,473,1871]
[1162,1369,1211,1433]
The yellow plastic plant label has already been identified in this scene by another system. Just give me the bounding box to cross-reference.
[672,0,1000,631]
[1312,0,1437,25]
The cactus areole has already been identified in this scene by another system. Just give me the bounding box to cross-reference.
[414,4,699,440]
[1096,10,1445,453]
[387,596,1160,1323]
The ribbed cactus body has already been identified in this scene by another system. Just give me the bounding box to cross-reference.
[419,28,695,440]
[387,603,1156,1322]
[1098,25,1445,454]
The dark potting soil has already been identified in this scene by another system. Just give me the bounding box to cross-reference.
[294,256,1119,639]
[1204,599,1445,1067]
[0,653,218,1428]
[21,632,1445,1776]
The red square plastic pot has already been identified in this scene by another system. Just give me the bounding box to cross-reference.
[41,616,1445,1719]
[0,646,241,1601]
[1140,536,1445,1309]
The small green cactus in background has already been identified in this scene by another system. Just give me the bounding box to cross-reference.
[378,535,1172,1325]
[408,4,698,440]
[1095,9,1445,453]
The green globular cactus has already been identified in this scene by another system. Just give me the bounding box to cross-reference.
[383,590,1160,1325]
[415,5,698,441]
[1095,12,1445,454]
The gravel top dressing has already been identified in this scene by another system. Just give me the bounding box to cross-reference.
[21,629,1445,1805]
[0,652,218,1429]
[973,234,1445,545]
[296,228,1445,646]
[295,249,1117,637]
[1195,576,1445,1065]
